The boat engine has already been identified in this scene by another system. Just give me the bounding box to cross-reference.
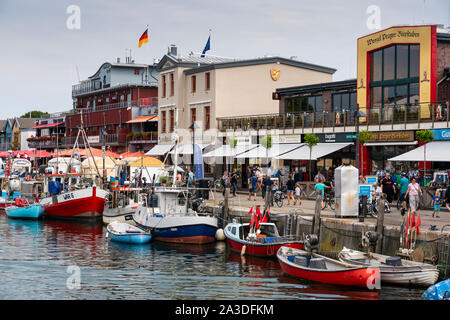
[304,234,319,254]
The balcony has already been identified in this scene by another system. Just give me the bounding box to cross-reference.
[71,99,158,116]
[217,102,450,133]
[127,132,158,144]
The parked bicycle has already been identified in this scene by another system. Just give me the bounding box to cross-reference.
[321,189,335,210]
[272,190,286,207]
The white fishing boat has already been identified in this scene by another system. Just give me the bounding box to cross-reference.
[338,247,439,287]
[103,188,145,225]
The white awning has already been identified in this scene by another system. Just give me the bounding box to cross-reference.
[146,144,174,156]
[202,144,259,158]
[169,144,210,155]
[274,142,353,160]
[234,143,303,159]
[388,141,450,162]
[364,141,418,146]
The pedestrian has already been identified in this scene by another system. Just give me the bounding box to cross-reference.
[188,169,195,186]
[286,175,295,205]
[294,182,302,206]
[405,176,423,214]
[230,169,238,197]
[371,182,382,215]
[399,172,409,216]
[262,174,273,204]
[315,179,326,208]
[431,190,441,218]
[256,168,263,193]
[381,172,396,212]
[446,184,450,212]
[314,171,326,183]
[359,175,367,184]
[221,170,229,196]
[248,173,258,201]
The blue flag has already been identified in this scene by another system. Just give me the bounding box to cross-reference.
[193,144,204,179]
[201,35,210,57]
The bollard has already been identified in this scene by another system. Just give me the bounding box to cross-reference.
[375,194,386,254]
[312,189,322,236]
[264,187,271,212]
[224,186,230,224]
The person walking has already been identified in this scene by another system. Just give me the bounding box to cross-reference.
[262,174,273,205]
[445,184,450,212]
[315,179,326,208]
[230,169,238,197]
[221,170,228,196]
[248,173,258,201]
[399,173,409,216]
[431,190,441,218]
[286,175,295,205]
[405,176,423,215]
[381,172,396,213]
[294,182,302,206]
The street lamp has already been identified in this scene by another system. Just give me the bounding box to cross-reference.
[354,108,367,172]
[188,122,199,177]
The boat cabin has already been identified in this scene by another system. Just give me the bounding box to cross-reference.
[147,187,196,216]
[226,222,280,241]
[20,181,45,202]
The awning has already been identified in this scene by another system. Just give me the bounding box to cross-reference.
[126,115,157,123]
[274,142,353,160]
[234,143,303,159]
[169,144,210,155]
[364,141,418,146]
[32,122,64,129]
[388,141,450,162]
[146,144,174,156]
[203,144,259,158]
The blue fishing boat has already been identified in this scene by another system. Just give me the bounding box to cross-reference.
[5,203,45,220]
[106,221,152,244]
[422,279,450,300]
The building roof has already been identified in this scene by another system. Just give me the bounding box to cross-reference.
[88,61,151,80]
[15,118,40,129]
[0,120,7,132]
[276,79,357,96]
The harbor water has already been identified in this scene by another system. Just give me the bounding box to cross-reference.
[0,214,424,300]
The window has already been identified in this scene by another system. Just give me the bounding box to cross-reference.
[205,72,210,91]
[285,96,322,113]
[191,108,196,123]
[369,44,420,107]
[204,106,210,130]
[191,75,196,93]
[161,111,166,133]
[170,73,174,96]
[332,92,357,112]
[134,69,140,75]
[162,75,166,98]
[169,110,174,132]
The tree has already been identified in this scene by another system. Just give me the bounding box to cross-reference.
[20,110,50,118]
[260,135,272,168]
[226,137,237,173]
[358,130,373,174]
[415,130,434,184]
[304,133,319,182]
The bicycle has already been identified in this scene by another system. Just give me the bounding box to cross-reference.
[272,190,286,207]
[321,190,335,210]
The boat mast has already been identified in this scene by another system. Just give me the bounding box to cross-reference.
[172,107,179,187]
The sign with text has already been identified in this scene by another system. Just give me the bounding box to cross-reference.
[432,129,450,141]
[367,131,414,142]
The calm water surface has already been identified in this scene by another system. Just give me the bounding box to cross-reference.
[0,214,424,300]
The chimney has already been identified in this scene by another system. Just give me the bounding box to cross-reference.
[168,45,177,56]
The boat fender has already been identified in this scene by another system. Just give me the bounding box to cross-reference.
[215,228,225,241]
[241,245,246,256]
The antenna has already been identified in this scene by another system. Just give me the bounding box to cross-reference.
[75,65,81,82]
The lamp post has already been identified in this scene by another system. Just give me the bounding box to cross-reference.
[354,108,367,172]
[102,126,106,187]
[188,122,199,178]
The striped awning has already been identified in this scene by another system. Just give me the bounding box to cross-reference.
[32,122,64,129]
[127,115,157,123]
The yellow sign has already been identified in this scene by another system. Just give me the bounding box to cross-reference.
[357,25,437,118]
[270,68,280,81]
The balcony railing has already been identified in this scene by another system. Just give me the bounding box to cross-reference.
[217,102,450,132]
[71,99,158,115]
[128,132,159,144]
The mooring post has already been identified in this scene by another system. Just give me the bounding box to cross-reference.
[375,193,386,254]
[264,187,271,212]
[312,189,322,236]
[224,186,230,224]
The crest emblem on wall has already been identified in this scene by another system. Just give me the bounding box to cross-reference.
[270,68,280,81]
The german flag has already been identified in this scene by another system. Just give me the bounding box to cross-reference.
[138,28,149,48]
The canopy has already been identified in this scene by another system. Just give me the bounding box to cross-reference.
[146,144,174,156]
[32,122,64,129]
[0,150,53,159]
[48,157,81,166]
[81,156,121,178]
[274,143,353,160]
[120,151,149,159]
[169,144,210,155]
[57,148,120,159]
[234,143,304,159]
[126,115,158,123]
[388,141,450,162]
[203,144,259,158]
[127,157,164,167]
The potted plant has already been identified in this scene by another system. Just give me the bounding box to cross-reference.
[142,132,150,140]
[304,133,319,182]
[134,132,142,140]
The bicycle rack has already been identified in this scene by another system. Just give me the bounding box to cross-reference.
[438,224,450,276]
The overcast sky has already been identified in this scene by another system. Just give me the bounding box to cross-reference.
[0,0,448,119]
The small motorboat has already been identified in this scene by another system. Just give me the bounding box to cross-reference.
[277,246,380,289]
[5,198,44,220]
[224,221,304,257]
[422,279,450,300]
[338,247,439,287]
[106,221,152,244]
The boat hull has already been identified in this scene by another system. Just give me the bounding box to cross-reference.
[226,237,304,257]
[5,205,44,220]
[277,247,380,289]
[41,187,108,220]
[107,232,152,244]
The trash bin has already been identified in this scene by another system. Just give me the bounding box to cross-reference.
[197,179,210,199]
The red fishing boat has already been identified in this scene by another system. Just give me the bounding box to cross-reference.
[40,186,109,220]
[224,207,303,257]
[277,246,380,289]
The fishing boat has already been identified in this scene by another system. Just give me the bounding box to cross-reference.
[106,221,152,244]
[224,220,304,257]
[422,279,450,300]
[133,187,218,244]
[5,198,44,220]
[102,187,144,225]
[277,246,380,289]
[338,247,439,287]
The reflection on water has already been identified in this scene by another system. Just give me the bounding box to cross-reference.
[0,213,423,300]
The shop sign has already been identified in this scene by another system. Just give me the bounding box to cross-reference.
[431,129,450,141]
[87,135,100,144]
[316,133,355,143]
[272,134,301,144]
[367,131,414,142]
